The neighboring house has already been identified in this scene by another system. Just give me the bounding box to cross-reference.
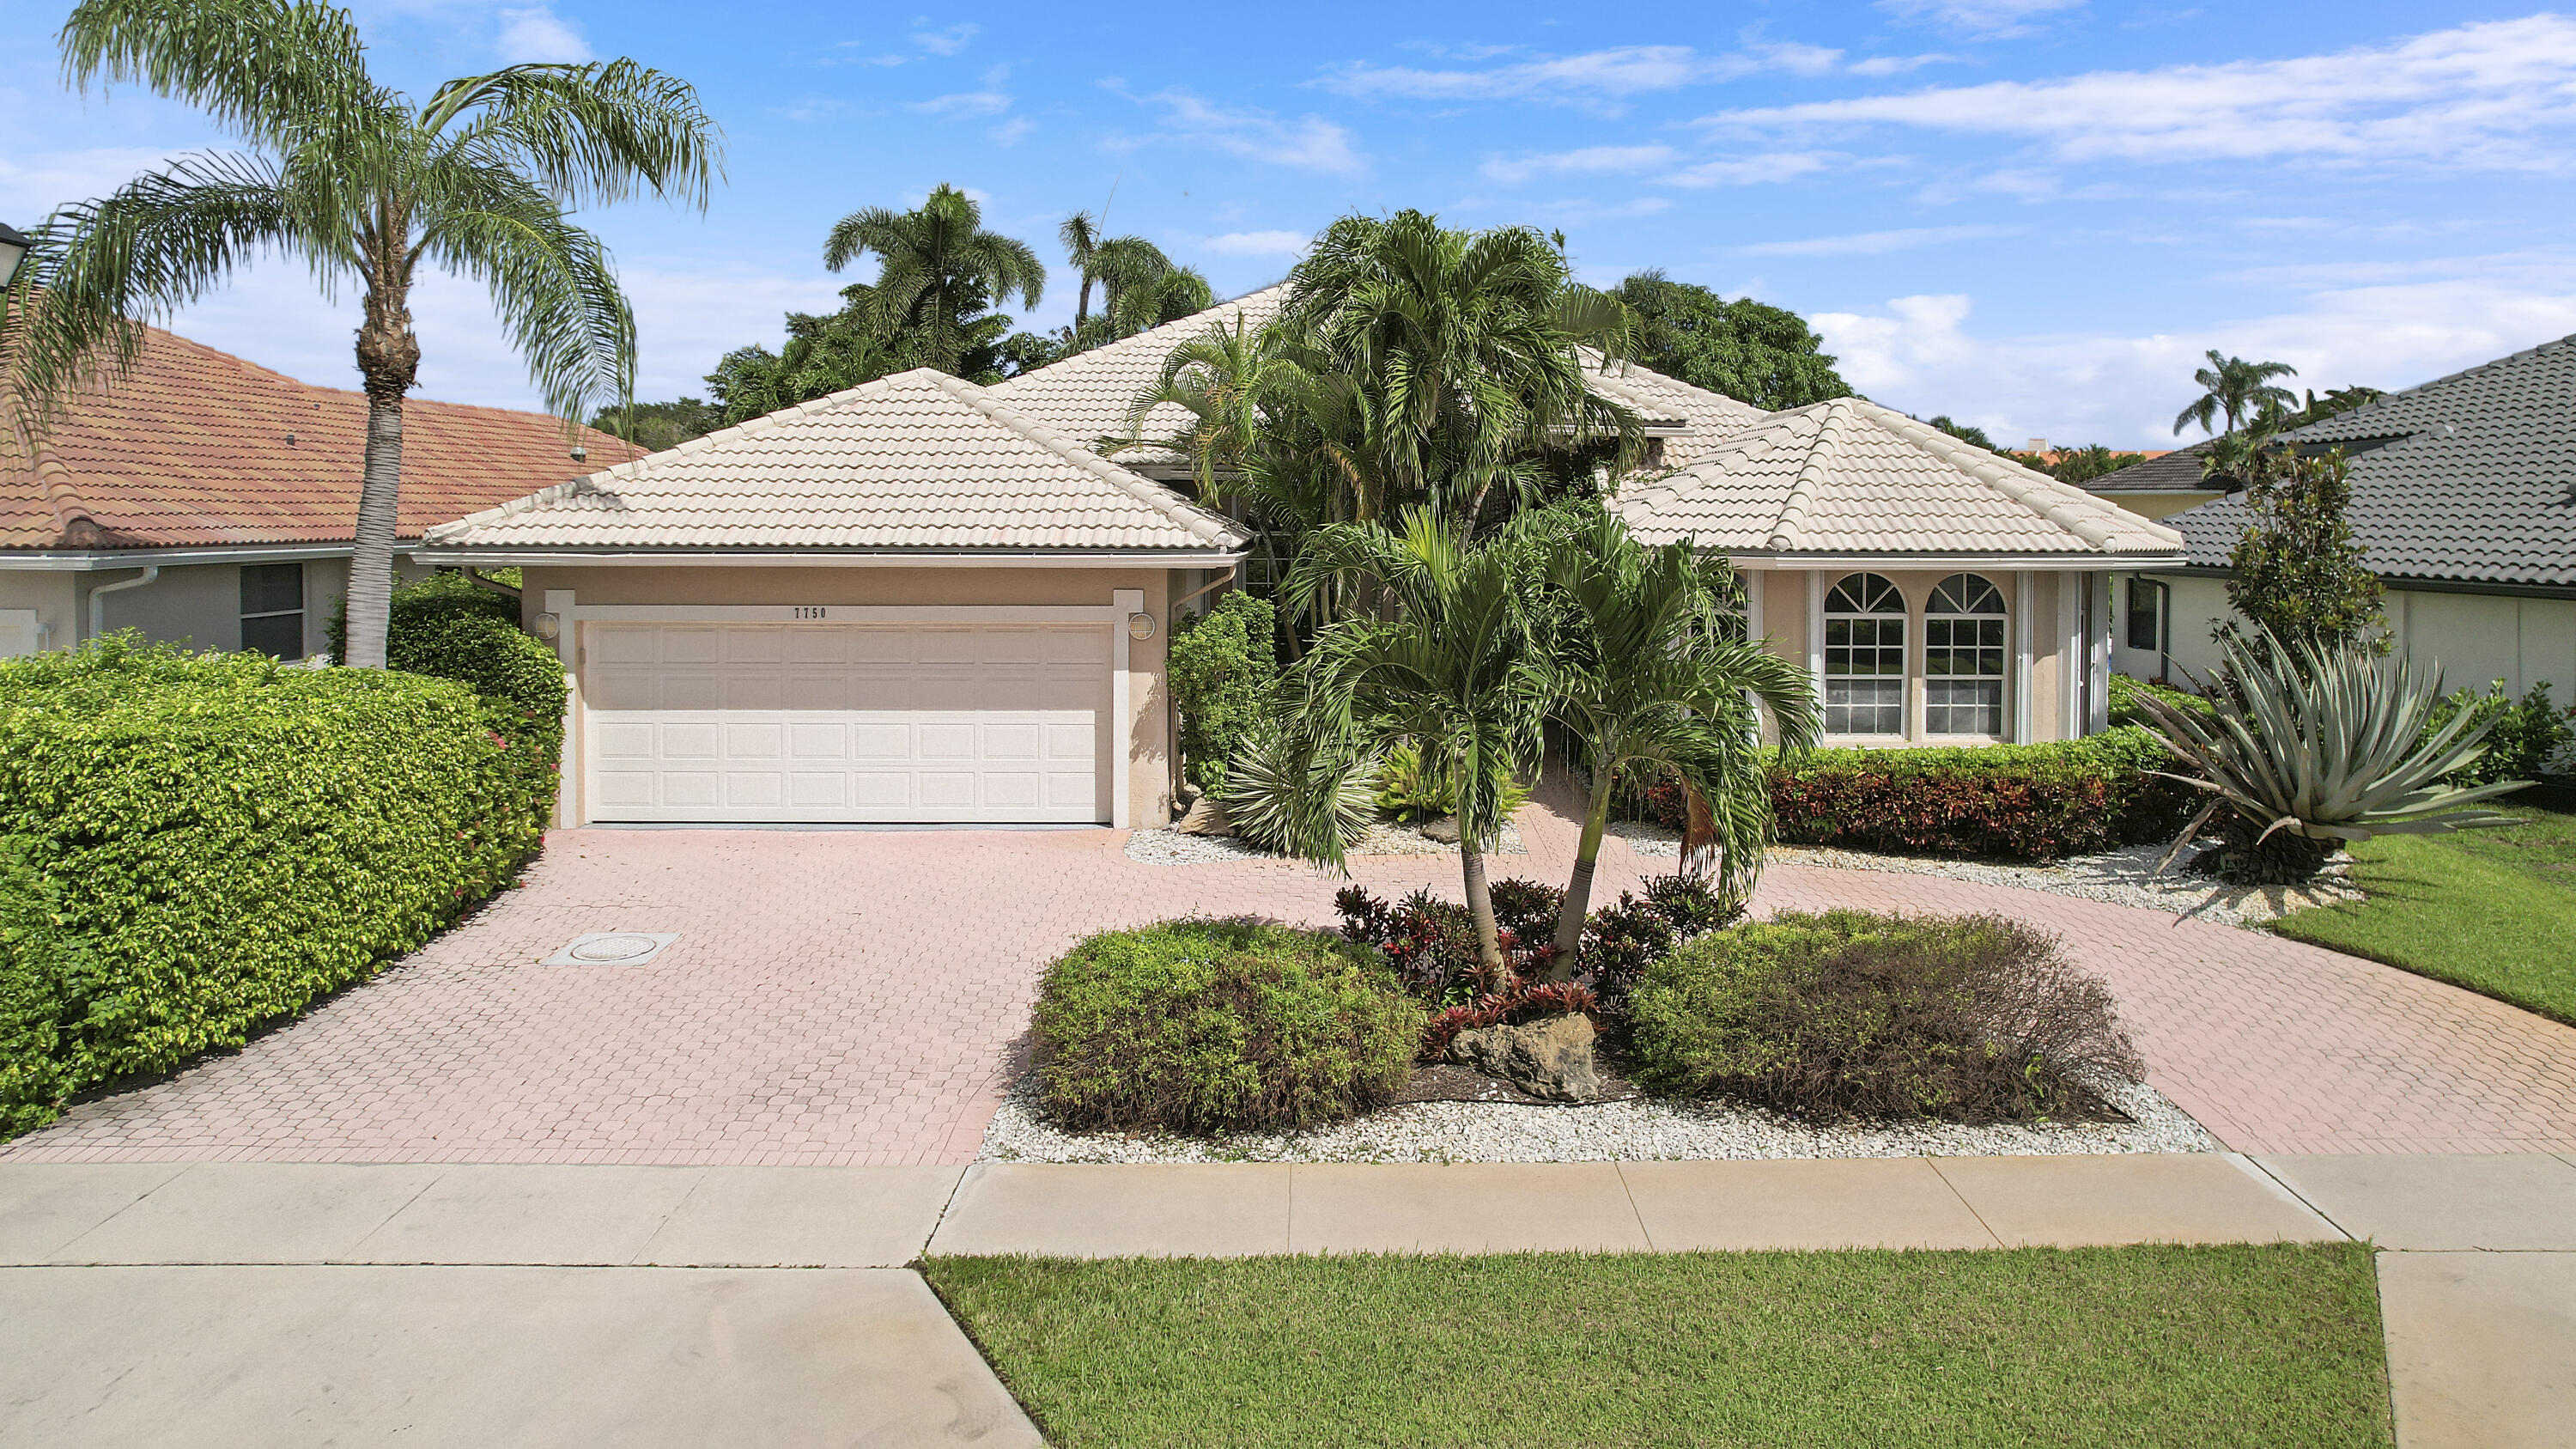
[0,325,641,659]
[2108,334,2576,701]
[2074,441,2224,522]
[421,284,2179,829]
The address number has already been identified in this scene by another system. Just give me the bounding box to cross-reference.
[792,606,829,619]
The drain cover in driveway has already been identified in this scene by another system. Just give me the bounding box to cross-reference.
[540,932,679,966]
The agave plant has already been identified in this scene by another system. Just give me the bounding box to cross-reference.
[2136,632,2528,884]
[1216,721,1379,855]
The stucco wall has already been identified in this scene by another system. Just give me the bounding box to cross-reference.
[524,564,1179,828]
[2126,571,2575,703]
[0,572,78,655]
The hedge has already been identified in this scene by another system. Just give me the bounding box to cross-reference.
[1637,726,2195,861]
[337,574,568,821]
[0,639,551,1137]
[1168,591,1279,796]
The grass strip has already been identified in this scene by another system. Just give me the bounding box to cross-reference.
[2269,803,2576,1026]
[927,1243,2391,1449]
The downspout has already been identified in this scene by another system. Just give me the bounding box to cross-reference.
[1166,566,1240,813]
[87,565,161,642]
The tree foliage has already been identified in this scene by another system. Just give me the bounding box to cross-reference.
[823,183,1044,378]
[2173,350,2299,437]
[2214,441,2388,657]
[1611,271,1850,410]
[589,396,720,451]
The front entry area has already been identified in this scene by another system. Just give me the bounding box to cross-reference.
[582,620,1112,824]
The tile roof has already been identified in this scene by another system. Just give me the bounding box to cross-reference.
[423,367,1251,554]
[2073,440,2220,492]
[2165,332,2576,588]
[987,283,1291,466]
[1580,358,1770,465]
[0,325,641,551]
[1611,397,2184,558]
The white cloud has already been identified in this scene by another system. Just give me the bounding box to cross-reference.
[1202,230,1312,257]
[1315,41,1840,107]
[1700,15,2576,173]
[989,117,1036,147]
[1876,0,2085,38]
[0,146,193,219]
[911,64,1012,119]
[911,22,979,56]
[495,6,592,64]
[1847,53,1958,76]
[1481,144,1679,184]
[1739,223,2021,256]
[1662,151,1841,187]
[1117,90,1363,174]
[1810,266,2576,447]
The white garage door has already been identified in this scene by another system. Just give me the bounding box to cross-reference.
[584,622,1111,823]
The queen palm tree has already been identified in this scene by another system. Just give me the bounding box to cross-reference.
[1532,508,1820,973]
[829,186,1043,377]
[11,0,718,669]
[1284,210,1639,534]
[2173,350,2300,437]
[1288,509,1549,989]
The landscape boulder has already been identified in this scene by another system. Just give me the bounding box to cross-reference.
[1447,1013,1601,1103]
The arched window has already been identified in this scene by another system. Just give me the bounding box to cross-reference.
[1823,573,1905,735]
[1924,573,2008,735]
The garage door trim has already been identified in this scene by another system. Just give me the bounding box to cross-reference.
[557,594,1139,828]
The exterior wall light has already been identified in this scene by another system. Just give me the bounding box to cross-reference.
[1127,611,1157,641]
[533,612,562,642]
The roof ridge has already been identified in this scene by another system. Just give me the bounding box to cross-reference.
[988,282,1291,394]
[2287,329,2576,441]
[1765,399,1850,550]
[1862,400,2183,551]
[927,371,1244,548]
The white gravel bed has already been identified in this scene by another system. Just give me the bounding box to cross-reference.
[1125,819,1524,866]
[977,1070,2216,1165]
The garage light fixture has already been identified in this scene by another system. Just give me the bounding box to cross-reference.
[1127,611,1156,641]
[533,612,562,642]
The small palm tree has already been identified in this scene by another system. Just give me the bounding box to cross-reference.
[2173,350,2300,437]
[1288,510,1548,989]
[827,186,1043,377]
[13,0,720,669]
[1534,508,1821,973]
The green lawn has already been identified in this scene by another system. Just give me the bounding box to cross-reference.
[926,1245,2393,1449]
[2269,800,2576,1025]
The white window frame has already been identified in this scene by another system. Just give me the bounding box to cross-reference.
[1923,573,2008,738]
[1821,572,1908,738]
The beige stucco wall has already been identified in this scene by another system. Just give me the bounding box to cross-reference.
[522,564,1180,828]
[0,571,77,655]
[1742,564,2093,746]
[2127,571,2576,703]
[0,554,423,660]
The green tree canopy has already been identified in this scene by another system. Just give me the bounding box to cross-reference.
[2174,350,2299,437]
[2215,441,2388,657]
[1611,271,1849,410]
[825,183,1044,377]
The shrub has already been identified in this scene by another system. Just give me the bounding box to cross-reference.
[2428,680,2576,786]
[1580,874,1746,1014]
[1335,879,1559,1004]
[1169,591,1279,795]
[1216,721,1376,855]
[1372,740,1529,824]
[1629,910,2143,1122]
[1030,919,1425,1134]
[331,572,568,829]
[1634,728,2196,861]
[1421,981,1599,1062]
[0,639,542,1136]
[2109,673,2214,731]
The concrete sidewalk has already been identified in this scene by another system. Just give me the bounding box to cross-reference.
[6,1154,2573,1448]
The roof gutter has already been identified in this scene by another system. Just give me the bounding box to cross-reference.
[1718,551,2187,572]
[411,548,1249,569]
[88,565,160,640]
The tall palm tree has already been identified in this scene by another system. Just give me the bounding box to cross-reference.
[1532,508,1820,973]
[11,0,718,670]
[829,186,1042,377]
[2172,350,2299,437]
[1059,210,1103,330]
[1288,510,1548,989]
[1284,210,1640,534]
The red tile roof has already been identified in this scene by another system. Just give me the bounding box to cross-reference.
[1,326,645,550]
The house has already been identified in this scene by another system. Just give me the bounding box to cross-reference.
[419,284,2180,829]
[0,325,642,658]
[2108,334,2576,700]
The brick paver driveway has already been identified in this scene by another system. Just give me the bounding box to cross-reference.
[9,788,2574,1166]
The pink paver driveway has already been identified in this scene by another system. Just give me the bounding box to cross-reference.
[7,788,2573,1166]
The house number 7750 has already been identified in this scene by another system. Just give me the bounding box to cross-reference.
[792,606,829,619]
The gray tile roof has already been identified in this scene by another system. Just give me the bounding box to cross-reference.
[2166,332,2576,588]
[1613,397,2184,558]
[2079,440,2221,493]
[422,368,1250,554]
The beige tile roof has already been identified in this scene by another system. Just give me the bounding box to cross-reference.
[1588,361,1771,466]
[987,283,1292,466]
[422,368,1250,554]
[1611,397,2185,558]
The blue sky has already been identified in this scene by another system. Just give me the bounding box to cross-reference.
[4,0,2572,447]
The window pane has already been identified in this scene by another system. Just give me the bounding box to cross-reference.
[240,563,303,617]
[2126,579,2164,651]
[241,611,303,659]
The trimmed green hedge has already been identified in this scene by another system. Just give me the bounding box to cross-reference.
[1031,919,1425,1135]
[1169,591,1279,796]
[0,640,550,1137]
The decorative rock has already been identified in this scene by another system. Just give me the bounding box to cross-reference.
[1449,1014,1601,1103]
[1175,796,1234,837]
[1420,815,1462,843]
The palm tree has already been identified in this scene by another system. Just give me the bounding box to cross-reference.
[2173,350,2299,437]
[1283,210,1640,534]
[10,0,718,669]
[827,185,1043,377]
[1532,508,1820,973]
[1288,510,1548,989]
[1059,210,1103,330]
[1058,213,1206,350]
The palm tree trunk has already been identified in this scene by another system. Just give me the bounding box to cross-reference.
[1460,839,1509,993]
[1547,764,1618,981]
[345,271,420,671]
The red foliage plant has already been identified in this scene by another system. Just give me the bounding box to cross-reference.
[1419,981,1601,1062]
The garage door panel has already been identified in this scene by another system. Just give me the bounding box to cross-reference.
[586,621,1110,823]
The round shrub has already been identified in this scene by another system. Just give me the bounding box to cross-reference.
[1031,919,1426,1134]
[1629,909,2142,1122]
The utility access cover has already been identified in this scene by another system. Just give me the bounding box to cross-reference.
[540,932,679,966]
